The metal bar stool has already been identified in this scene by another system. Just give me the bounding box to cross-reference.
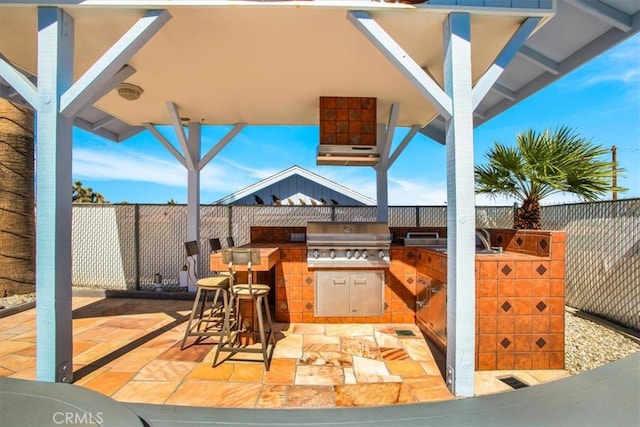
[213,248,276,370]
[180,241,231,350]
[209,238,234,279]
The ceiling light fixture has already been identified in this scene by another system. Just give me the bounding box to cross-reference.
[117,83,143,101]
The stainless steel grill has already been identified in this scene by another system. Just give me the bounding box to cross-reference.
[306,221,391,268]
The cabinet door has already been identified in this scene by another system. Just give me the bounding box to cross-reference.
[426,279,446,344]
[416,273,429,323]
[349,271,383,315]
[315,272,350,316]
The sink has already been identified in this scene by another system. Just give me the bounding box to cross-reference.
[420,246,502,255]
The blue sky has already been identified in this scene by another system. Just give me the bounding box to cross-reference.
[72,34,640,206]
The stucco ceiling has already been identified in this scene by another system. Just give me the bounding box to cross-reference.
[1,1,638,142]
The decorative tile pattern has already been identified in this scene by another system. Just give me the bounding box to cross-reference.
[536,338,547,348]
[516,237,524,246]
[501,265,513,276]
[319,96,376,146]
[536,264,547,276]
[539,239,548,250]
[536,301,547,312]
[305,276,313,285]
[501,301,512,312]
[500,337,512,348]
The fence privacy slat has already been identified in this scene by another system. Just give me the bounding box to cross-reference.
[71,200,639,330]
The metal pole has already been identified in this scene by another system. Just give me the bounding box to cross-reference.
[134,204,140,290]
[227,205,233,240]
[612,145,617,201]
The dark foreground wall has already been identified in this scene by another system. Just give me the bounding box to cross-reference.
[2,353,638,427]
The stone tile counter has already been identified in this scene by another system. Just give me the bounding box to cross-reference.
[475,229,566,371]
[410,229,565,371]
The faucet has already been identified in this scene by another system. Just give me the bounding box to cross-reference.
[475,229,503,253]
[475,230,491,251]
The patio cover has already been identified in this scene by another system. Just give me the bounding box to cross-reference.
[0,0,638,399]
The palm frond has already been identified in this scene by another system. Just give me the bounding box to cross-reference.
[474,125,625,216]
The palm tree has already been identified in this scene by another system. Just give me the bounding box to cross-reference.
[0,99,35,295]
[475,126,624,229]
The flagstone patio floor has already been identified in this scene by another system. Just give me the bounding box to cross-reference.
[0,296,569,408]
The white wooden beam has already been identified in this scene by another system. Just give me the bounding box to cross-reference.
[70,64,137,114]
[143,122,187,168]
[481,17,640,125]
[35,6,74,383]
[380,103,400,167]
[388,124,419,168]
[0,55,38,108]
[198,122,247,170]
[374,104,398,222]
[490,83,516,101]
[165,101,196,171]
[375,166,389,223]
[472,17,540,110]
[419,115,446,145]
[565,0,632,32]
[60,10,171,118]
[91,115,116,131]
[517,45,559,75]
[443,12,475,398]
[73,116,118,141]
[186,122,201,245]
[347,11,452,118]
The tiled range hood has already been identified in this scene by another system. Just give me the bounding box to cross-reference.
[317,96,380,166]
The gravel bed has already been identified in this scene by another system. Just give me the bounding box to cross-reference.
[0,292,36,310]
[564,312,639,375]
[1,293,637,375]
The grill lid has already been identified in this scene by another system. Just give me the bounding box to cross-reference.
[306,222,391,247]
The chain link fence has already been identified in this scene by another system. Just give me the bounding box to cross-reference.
[71,201,638,330]
[541,198,639,330]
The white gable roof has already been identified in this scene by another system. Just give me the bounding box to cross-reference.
[213,165,375,205]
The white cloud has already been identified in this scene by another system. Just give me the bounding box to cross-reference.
[387,176,447,205]
[73,148,185,186]
[73,147,255,195]
[573,35,640,88]
[217,157,281,181]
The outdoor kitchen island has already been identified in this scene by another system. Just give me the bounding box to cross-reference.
[210,226,565,371]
